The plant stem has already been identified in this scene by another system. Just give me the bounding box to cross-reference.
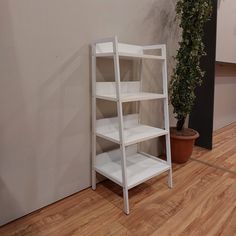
[177,117,186,131]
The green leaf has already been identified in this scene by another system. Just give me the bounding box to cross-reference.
[170,0,213,130]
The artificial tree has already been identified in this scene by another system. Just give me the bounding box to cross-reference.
[170,0,213,132]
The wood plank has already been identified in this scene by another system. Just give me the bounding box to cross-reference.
[0,123,236,235]
[192,122,236,173]
[218,206,236,236]
[150,172,236,235]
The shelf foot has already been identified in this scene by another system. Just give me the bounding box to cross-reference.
[92,186,96,191]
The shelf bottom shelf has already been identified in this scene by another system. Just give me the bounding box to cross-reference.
[95,146,170,189]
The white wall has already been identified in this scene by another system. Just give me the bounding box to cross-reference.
[216,0,236,63]
[215,0,236,129]
[214,64,236,130]
[0,0,179,225]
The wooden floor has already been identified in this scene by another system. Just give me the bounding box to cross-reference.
[1,123,236,236]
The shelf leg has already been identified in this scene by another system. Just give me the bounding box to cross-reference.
[168,168,173,189]
[165,133,173,189]
[123,187,130,215]
[92,169,96,190]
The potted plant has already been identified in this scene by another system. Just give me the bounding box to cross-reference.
[169,0,212,163]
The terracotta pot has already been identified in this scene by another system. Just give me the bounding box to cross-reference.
[170,128,199,164]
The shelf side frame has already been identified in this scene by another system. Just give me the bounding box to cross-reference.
[137,58,143,153]
[113,36,130,215]
[161,45,173,188]
[91,43,97,190]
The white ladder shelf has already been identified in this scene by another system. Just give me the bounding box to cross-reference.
[91,36,172,214]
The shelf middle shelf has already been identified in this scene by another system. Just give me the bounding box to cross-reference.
[96,81,166,102]
[96,114,168,146]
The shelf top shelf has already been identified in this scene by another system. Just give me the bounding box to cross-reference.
[96,52,165,60]
[95,146,170,189]
[96,92,166,102]
[94,42,165,60]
